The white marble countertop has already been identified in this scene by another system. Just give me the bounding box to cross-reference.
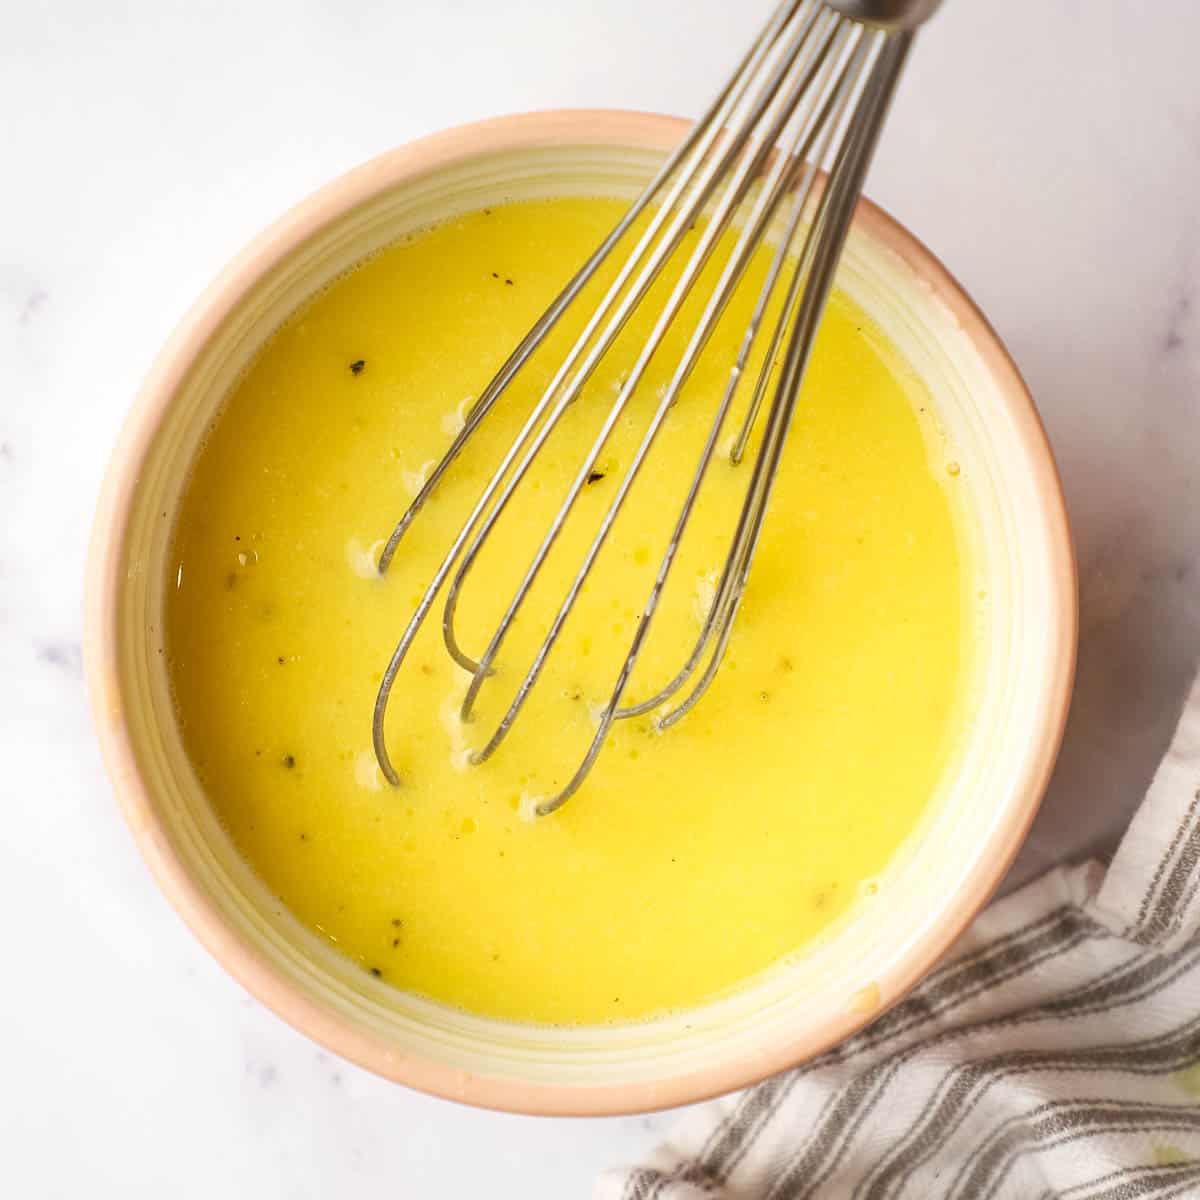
[2,1,1198,1195]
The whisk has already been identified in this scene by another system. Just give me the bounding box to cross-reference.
[372,0,940,815]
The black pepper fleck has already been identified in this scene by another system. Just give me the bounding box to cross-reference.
[392,938,400,949]
[370,967,382,978]
[277,656,285,665]
[349,359,366,375]
[504,277,514,286]
[586,471,606,485]
[283,754,296,769]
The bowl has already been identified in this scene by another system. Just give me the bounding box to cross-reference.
[84,109,1076,1115]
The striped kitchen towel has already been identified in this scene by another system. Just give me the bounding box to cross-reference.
[599,673,1200,1200]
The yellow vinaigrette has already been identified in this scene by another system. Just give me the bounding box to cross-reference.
[167,197,967,1025]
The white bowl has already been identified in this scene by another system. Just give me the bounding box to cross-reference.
[85,110,1076,1115]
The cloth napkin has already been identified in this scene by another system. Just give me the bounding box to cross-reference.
[599,674,1200,1200]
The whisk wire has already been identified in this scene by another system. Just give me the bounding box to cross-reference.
[450,9,850,737]
[611,28,872,725]
[376,1,805,581]
[458,18,860,770]
[535,36,885,815]
[657,31,912,735]
[371,0,929,808]
[441,1,833,695]
[368,8,809,777]
[642,39,886,726]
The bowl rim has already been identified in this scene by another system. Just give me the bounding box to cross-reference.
[83,107,1077,1116]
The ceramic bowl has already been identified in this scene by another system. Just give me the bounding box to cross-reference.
[84,110,1076,1115]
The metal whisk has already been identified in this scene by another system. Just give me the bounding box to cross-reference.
[372,0,940,815]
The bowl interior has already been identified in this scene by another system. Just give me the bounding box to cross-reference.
[91,121,1073,1113]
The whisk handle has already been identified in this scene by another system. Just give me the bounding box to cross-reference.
[822,0,940,30]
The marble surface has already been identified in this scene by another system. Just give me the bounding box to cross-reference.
[2,1,1198,1195]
